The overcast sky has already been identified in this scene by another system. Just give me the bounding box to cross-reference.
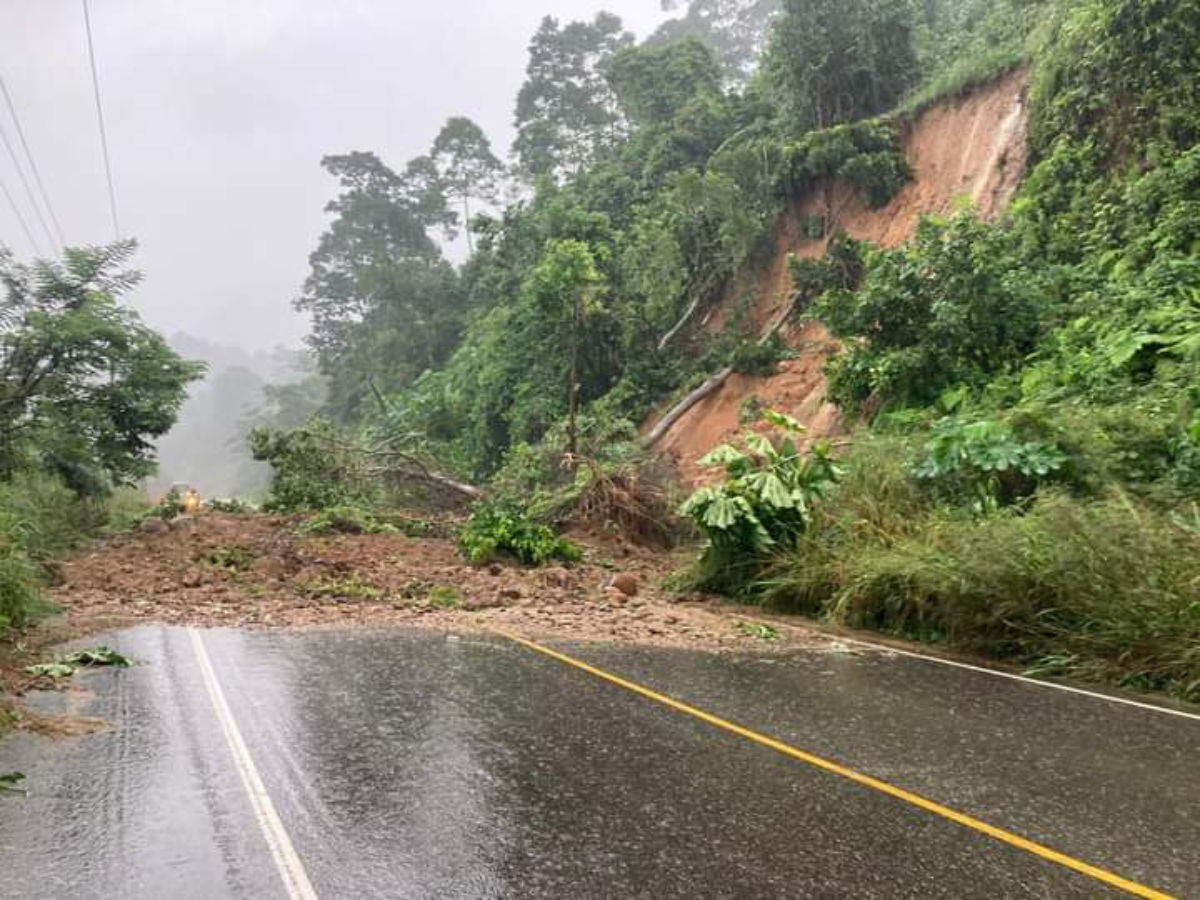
[0,1,668,351]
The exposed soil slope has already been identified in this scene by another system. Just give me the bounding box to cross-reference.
[658,70,1030,481]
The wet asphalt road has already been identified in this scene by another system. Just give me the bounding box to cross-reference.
[0,626,1196,899]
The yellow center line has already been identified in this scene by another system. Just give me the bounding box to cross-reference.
[491,627,1174,900]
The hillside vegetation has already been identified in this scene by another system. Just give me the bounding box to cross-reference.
[5,0,1190,701]
[244,0,1200,699]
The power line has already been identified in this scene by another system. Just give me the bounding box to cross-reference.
[0,110,56,252]
[0,170,44,256]
[0,76,66,248]
[82,0,120,240]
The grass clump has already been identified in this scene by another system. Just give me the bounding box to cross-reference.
[300,573,382,601]
[428,585,462,609]
[206,546,257,573]
[297,506,398,536]
[760,442,1200,701]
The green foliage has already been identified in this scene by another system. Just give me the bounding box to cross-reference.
[297,506,397,536]
[737,620,780,640]
[781,120,911,208]
[428,585,462,610]
[457,501,582,567]
[207,497,253,515]
[206,546,257,573]
[607,37,724,127]
[0,529,42,632]
[25,646,132,679]
[651,0,781,85]
[513,13,634,179]
[900,0,1037,115]
[0,772,26,794]
[0,242,202,493]
[764,474,1200,700]
[250,421,373,512]
[1029,0,1200,162]
[680,411,842,592]
[729,333,790,376]
[913,417,1067,512]
[763,0,918,132]
[817,211,1042,411]
[300,573,382,601]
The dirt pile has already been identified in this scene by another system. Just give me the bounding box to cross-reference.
[46,512,822,652]
[656,70,1030,481]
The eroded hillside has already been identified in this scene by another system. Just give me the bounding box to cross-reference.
[653,70,1030,479]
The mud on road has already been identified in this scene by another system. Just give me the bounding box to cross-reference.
[45,512,820,654]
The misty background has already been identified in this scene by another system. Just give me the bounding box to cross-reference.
[1,1,672,495]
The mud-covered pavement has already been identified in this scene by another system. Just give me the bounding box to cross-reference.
[48,512,821,651]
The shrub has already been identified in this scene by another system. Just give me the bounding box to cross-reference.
[457,502,582,566]
[762,447,1200,701]
[816,211,1042,411]
[297,506,397,536]
[680,411,842,594]
[913,417,1067,512]
[250,421,372,512]
[0,532,42,631]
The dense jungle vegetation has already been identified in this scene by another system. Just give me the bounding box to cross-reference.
[252,0,1200,699]
[0,243,201,631]
[4,0,1198,701]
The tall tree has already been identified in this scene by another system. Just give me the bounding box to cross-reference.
[653,0,781,85]
[431,117,503,253]
[0,242,202,493]
[513,14,634,180]
[296,152,440,363]
[606,36,724,127]
[295,152,466,420]
[763,0,918,132]
[527,239,606,457]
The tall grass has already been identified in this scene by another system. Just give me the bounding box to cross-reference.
[760,444,1200,701]
[0,473,149,632]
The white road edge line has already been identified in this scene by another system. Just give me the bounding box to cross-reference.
[831,633,1200,722]
[189,629,319,900]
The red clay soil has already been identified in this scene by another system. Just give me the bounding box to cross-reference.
[656,70,1030,481]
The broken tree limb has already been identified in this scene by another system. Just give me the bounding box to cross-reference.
[643,289,806,449]
[642,366,733,449]
[657,294,703,352]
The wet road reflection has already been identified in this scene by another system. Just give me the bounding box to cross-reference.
[2,626,1190,898]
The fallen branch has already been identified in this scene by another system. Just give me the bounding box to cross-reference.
[642,367,733,448]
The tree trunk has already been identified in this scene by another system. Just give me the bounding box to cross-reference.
[642,367,733,449]
[463,194,474,254]
[567,289,581,459]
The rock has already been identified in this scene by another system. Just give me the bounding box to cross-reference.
[181,568,204,588]
[610,573,639,597]
[140,518,170,536]
[488,563,503,577]
[499,586,522,600]
[168,515,197,534]
[604,587,628,606]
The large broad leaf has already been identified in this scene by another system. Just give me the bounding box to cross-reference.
[698,444,748,470]
[746,471,795,509]
[702,494,744,530]
[743,432,775,459]
[762,409,806,434]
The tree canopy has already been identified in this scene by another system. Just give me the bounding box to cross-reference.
[0,242,202,494]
